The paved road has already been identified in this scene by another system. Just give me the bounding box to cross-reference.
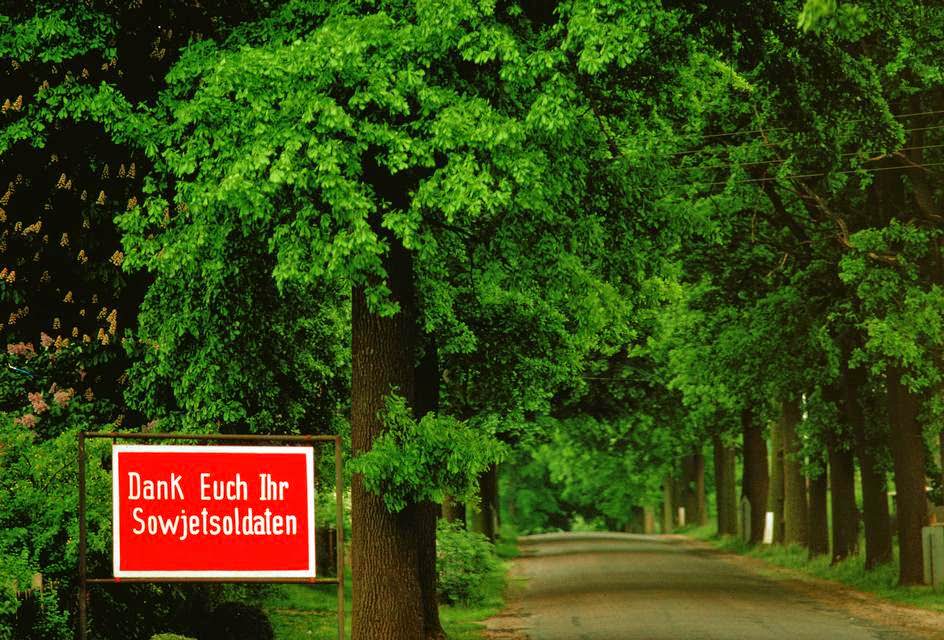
[492,532,925,640]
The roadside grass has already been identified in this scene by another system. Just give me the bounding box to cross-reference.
[263,581,350,640]
[683,522,944,612]
[262,534,517,640]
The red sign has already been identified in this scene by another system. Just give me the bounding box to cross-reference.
[112,445,315,578]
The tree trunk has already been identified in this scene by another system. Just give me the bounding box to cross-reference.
[887,364,928,585]
[768,416,785,545]
[694,451,707,526]
[844,359,892,569]
[681,454,697,527]
[416,502,444,640]
[807,467,830,558]
[781,398,809,547]
[713,436,738,536]
[662,475,674,533]
[671,474,683,526]
[470,465,499,542]
[415,339,445,640]
[742,408,769,546]
[857,444,892,569]
[643,506,655,534]
[627,506,645,533]
[940,429,944,507]
[940,430,944,507]
[440,495,464,525]
[351,240,425,639]
[827,435,859,563]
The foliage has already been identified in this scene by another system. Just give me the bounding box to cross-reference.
[121,238,350,435]
[435,520,500,607]
[501,444,568,534]
[350,394,506,512]
[0,0,942,629]
[840,222,944,395]
[0,416,111,640]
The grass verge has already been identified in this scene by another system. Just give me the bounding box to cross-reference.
[683,522,944,612]
[261,535,516,640]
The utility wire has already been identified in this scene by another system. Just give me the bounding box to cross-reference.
[680,160,944,189]
[673,143,944,173]
[667,124,944,159]
[660,108,944,147]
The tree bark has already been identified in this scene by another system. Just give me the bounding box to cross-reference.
[681,454,698,527]
[807,467,830,558]
[351,239,425,639]
[694,451,708,526]
[643,506,656,534]
[768,416,785,545]
[470,465,499,542]
[827,435,859,563]
[742,408,769,546]
[671,474,683,526]
[887,364,929,585]
[415,339,445,640]
[844,359,892,569]
[940,430,944,507]
[440,495,464,525]
[713,436,738,536]
[781,398,809,547]
[662,475,674,534]
[416,502,444,640]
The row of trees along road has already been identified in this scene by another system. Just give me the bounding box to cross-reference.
[0,1,943,639]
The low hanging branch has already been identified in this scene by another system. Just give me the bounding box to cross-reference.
[790,180,900,266]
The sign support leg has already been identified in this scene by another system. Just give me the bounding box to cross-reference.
[78,432,88,640]
[335,436,345,640]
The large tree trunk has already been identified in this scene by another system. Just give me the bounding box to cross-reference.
[742,408,769,546]
[416,502,444,640]
[844,359,893,569]
[781,398,809,547]
[807,466,830,558]
[824,381,860,564]
[827,434,859,563]
[768,416,785,545]
[887,364,929,585]
[662,475,675,533]
[470,465,499,542]
[857,444,892,569]
[415,340,446,640]
[351,240,425,639]
[713,436,738,536]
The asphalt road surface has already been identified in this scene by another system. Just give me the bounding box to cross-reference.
[487,532,936,640]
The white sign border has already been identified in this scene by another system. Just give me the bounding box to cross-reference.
[112,444,317,579]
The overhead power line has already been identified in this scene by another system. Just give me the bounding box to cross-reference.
[664,108,944,148]
[668,123,944,159]
[673,143,944,174]
[682,160,944,189]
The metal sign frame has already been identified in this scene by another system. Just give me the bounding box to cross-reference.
[77,432,345,640]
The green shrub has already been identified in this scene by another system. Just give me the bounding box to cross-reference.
[150,635,197,640]
[436,520,499,606]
